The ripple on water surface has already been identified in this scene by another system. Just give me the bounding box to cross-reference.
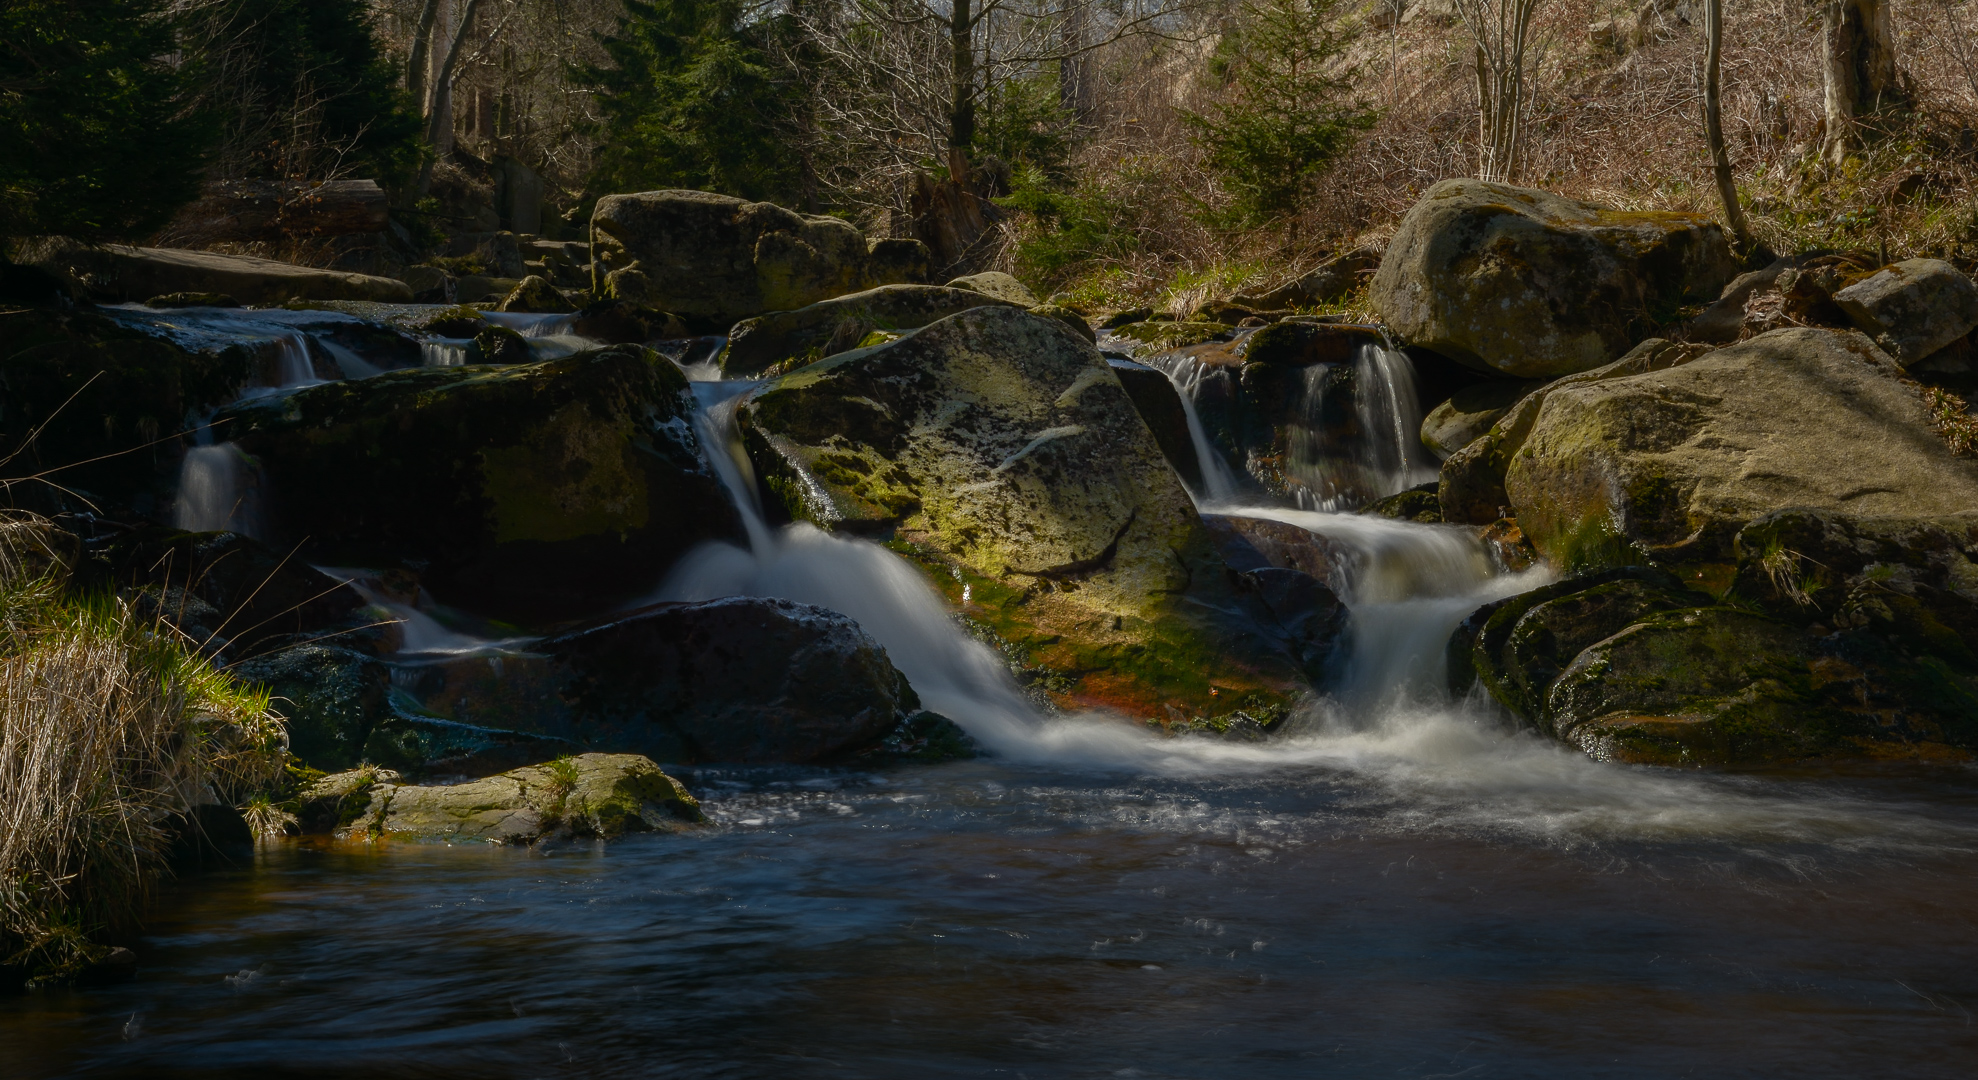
[5,753,1978,1080]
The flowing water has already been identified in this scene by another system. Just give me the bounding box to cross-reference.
[9,311,1978,1077]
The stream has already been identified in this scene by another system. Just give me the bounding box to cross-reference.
[4,307,1976,1078]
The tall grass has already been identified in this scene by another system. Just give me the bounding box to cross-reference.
[0,512,286,983]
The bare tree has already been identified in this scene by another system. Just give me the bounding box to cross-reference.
[1450,0,1544,183]
[1819,0,1902,164]
[1703,0,1752,248]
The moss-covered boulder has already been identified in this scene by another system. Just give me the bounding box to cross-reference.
[232,645,391,771]
[0,308,255,514]
[1438,338,1708,526]
[590,189,917,328]
[1419,378,1545,460]
[723,284,1019,377]
[945,271,1039,307]
[1504,328,1978,575]
[1372,179,1738,377]
[331,753,704,844]
[569,299,689,345]
[385,596,922,764]
[740,305,1323,719]
[497,274,575,314]
[216,344,744,625]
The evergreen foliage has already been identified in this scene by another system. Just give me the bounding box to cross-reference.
[184,0,422,183]
[1184,0,1376,232]
[581,0,806,205]
[0,0,213,242]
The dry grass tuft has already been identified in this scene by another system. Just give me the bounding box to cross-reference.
[0,512,286,983]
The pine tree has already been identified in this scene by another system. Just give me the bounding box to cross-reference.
[580,0,806,205]
[1185,0,1377,234]
[0,0,214,242]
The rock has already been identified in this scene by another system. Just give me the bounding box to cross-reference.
[410,304,487,338]
[741,306,1321,717]
[85,529,366,656]
[455,275,520,304]
[21,240,413,305]
[145,292,240,308]
[216,345,745,626]
[1438,337,1712,526]
[1419,379,1546,459]
[1833,258,1978,366]
[1240,320,1382,367]
[1108,320,1232,352]
[295,766,401,834]
[1504,328,1978,571]
[399,265,454,303]
[945,271,1040,307]
[1371,179,1737,377]
[1360,482,1442,523]
[867,237,933,285]
[498,274,576,314]
[232,645,391,771]
[569,298,689,345]
[332,753,705,844]
[468,323,531,364]
[722,284,1019,377]
[1231,247,1380,309]
[440,231,528,278]
[1203,514,1345,582]
[1030,303,1097,343]
[362,715,582,779]
[1099,307,1154,330]
[1107,356,1202,492]
[590,189,914,328]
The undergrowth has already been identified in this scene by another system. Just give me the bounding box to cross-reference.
[0,512,286,984]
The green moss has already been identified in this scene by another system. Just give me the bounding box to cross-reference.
[1111,320,1230,349]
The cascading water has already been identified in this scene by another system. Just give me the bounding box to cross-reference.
[1286,341,1439,511]
[171,440,259,534]
[1140,352,1242,504]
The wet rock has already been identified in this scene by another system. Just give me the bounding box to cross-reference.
[468,323,531,364]
[1202,514,1345,581]
[1235,566,1347,672]
[1446,565,1696,705]
[723,284,1019,377]
[1231,247,1381,310]
[1240,320,1381,367]
[1107,356,1202,492]
[331,753,705,844]
[86,528,366,656]
[217,344,744,626]
[1359,483,1442,523]
[1371,179,1737,377]
[497,274,576,314]
[362,714,581,779]
[743,306,1320,717]
[410,304,487,338]
[569,299,689,345]
[945,271,1039,307]
[1833,259,1978,366]
[591,189,914,328]
[1505,328,1978,571]
[295,766,401,834]
[21,240,413,305]
[145,292,240,308]
[855,711,979,763]
[1419,379,1545,460]
[232,645,391,771]
[1438,337,1712,526]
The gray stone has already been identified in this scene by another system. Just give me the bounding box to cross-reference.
[1371,179,1737,377]
[332,754,704,844]
[723,284,1018,377]
[21,241,412,305]
[1833,258,1978,365]
[1419,379,1546,459]
[944,271,1039,307]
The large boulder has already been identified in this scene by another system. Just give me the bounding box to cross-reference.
[1371,179,1738,377]
[1107,356,1202,492]
[590,189,921,328]
[945,271,1039,307]
[22,240,413,305]
[722,284,1019,377]
[1504,328,1978,572]
[325,754,705,844]
[216,345,744,626]
[385,596,921,763]
[740,305,1325,718]
[1832,258,1978,366]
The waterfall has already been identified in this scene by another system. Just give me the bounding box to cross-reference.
[422,341,472,367]
[1143,353,1243,506]
[173,442,259,536]
[1288,342,1439,510]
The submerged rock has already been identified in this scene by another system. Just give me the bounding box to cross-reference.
[321,753,705,844]
[21,240,413,305]
[741,305,1323,718]
[391,596,922,764]
[590,189,917,328]
[723,284,1018,377]
[1505,328,1978,571]
[216,344,744,625]
[1832,258,1978,366]
[1371,179,1737,377]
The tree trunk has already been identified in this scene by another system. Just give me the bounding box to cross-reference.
[407,0,442,108]
[948,0,976,179]
[1821,0,1902,163]
[417,0,483,195]
[1058,0,1089,120]
[1704,0,1753,249]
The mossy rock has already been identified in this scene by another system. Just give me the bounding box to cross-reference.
[1359,483,1442,523]
[410,304,486,337]
[0,307,254,514]
[1240,320,1379,367]
[497,274,575,314]
[1109,320,1230,350]
[232,644,391,772]
[723,284,1017,377]
[470,323,531,364]
[1372,179,1738,377]
[215,345,744,626]
[334,753,705,844]
[741,306,1323,719]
